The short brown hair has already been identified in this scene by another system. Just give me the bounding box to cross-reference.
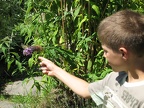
[98,10,144,57]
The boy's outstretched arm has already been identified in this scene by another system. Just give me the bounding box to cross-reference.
[38,56,91,98]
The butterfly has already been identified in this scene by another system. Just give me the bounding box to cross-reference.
[21,44,43,56]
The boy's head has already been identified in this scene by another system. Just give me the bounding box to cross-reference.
[98,10,144,57]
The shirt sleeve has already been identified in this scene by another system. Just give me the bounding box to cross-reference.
[88,72,114,92]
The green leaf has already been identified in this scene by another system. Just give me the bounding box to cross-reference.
[92,5,100,16]
[15,60,22,71]
[78,16,88,29]
[7,59,14,70]
[28,58,34,68]
[11,52,20,60]
[87,59,92,71]
[1,46,7,55]
[32,80,41,92]
[73,6,81,20]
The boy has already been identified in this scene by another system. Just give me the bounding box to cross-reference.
[39,10,144,108]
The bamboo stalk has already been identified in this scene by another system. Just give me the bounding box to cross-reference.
[61,0,64,37]
[81,0,84,36]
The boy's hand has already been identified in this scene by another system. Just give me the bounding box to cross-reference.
[38,56,58,76]
[38,57,90,98]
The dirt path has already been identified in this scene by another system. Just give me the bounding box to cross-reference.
[0,101,22,108]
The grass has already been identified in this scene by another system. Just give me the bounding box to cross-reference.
[0,94,39,107]
[0,94,60,108]
[0,89,97,108]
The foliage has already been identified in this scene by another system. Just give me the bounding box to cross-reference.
[0,0,144,107]
[0,0,25,79]
[14,0,144,79]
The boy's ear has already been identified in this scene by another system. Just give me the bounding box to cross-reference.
[119,47,128,60]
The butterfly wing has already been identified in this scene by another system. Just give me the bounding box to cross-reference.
[21,43,28,49]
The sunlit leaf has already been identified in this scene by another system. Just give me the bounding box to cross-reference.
[92,5,100,16]
[28,58,34,68]
[73,6,81,20]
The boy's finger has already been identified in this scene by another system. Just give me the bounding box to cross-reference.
[38,56,48,61]
[40,61,48,66]
[39,67,47,70]
[39,57,53,65]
